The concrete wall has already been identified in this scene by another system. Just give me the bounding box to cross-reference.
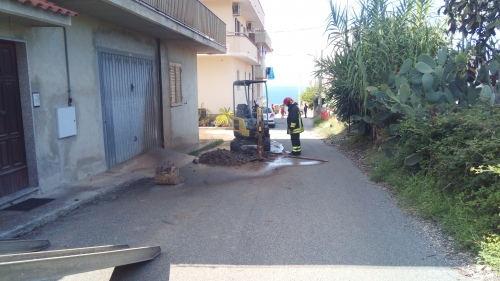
[0,13,199,193]
[162,42,199,148]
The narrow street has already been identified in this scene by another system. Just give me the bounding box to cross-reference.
[21,118,467,280]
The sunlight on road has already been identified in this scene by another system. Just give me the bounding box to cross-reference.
[169,264,466,281]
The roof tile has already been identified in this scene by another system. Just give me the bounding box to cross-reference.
[17,0,78,17]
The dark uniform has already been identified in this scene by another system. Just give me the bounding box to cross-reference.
[286,101,304,155]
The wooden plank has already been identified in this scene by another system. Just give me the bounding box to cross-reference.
[0,244,129,263]
[0,246,161,281]
[0,240,50,255]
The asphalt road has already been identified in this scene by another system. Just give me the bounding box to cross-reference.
[22,118,468,281]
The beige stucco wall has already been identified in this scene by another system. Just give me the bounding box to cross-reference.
[202,0,232,32]
[202,0,253,33]
[197,56,253,114]
[0,12,199,193]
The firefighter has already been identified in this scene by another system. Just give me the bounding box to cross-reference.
[283,97,304,156]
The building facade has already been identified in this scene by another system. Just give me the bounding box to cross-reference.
[0,0,225,206]
[197,0,273,115]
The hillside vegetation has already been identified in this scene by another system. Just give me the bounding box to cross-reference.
[313,0,500,270]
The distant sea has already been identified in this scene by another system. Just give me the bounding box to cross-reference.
[265,85,308,107]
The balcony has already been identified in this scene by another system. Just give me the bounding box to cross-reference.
[50,0,226,54]
[226,34,259,64]
[238,0,265,29]
[252,30,272,52]
[140,0,225,46]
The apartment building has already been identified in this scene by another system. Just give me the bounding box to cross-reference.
[198,0,273,115]
[0,0,225,205]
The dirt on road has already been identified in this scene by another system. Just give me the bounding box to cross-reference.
[196,147,274,166]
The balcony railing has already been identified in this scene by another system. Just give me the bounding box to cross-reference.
[138,0,226,47]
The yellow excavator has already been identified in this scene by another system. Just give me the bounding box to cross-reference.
[230,80,271,156]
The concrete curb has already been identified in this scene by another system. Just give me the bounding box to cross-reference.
[0,175,147,239]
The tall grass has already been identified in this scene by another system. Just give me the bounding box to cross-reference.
[319,0,448,124]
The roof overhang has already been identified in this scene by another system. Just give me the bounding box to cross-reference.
[0,0,74,27]
[50,0,226,54]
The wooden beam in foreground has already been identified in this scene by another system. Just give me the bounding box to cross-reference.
[0,246,161,281]
[0,239,50,255]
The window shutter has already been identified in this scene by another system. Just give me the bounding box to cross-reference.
[169,62,182,106]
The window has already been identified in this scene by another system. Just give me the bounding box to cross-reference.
[235,18,241,33]
[169,62,182,106]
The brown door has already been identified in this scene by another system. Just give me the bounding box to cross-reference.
[0,40,29,198]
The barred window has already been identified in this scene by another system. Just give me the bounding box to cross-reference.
[169,62,182,106]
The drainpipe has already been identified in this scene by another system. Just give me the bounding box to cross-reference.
[157,38,165,148]
[63,27,72,106]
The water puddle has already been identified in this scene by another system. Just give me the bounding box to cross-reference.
[266,141,323,169]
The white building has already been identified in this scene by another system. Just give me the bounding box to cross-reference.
[198,0,273,116]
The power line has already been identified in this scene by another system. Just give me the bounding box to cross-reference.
[268,25,324,33]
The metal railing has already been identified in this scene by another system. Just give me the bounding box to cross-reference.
[137,0,226,47]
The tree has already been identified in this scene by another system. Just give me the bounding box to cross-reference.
[440,0,500,102]
[440,0,500,59]
[299,86,317,108]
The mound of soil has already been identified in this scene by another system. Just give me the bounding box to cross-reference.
[197,148,272,166]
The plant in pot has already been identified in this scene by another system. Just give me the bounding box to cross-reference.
[199,118,209,127]
[215,107,234,127]
[198,102,211,122]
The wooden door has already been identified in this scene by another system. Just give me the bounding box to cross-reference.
[0,40,29,198]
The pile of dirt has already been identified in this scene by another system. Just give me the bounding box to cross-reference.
[197,148,272,166]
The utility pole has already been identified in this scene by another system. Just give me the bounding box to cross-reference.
[317,49,323,117]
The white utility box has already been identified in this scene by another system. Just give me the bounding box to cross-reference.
[57,107,77,139]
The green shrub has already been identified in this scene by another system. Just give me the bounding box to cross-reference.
[478,234,500,271]
[396,104,500,192]
[370,103,500,255]
[215,107,234,127]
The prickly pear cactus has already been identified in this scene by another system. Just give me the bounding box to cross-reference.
[349,48,499,136]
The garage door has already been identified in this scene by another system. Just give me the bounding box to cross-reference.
[98,50,158,168]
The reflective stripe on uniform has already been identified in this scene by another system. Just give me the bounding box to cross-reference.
[292,146,301,152]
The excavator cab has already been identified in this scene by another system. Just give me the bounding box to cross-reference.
[230,80,271,153]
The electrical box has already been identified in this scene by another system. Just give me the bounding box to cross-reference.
[57,107,77,139]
